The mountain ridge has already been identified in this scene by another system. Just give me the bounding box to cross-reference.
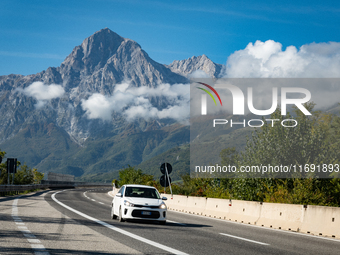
[0,28,225,179]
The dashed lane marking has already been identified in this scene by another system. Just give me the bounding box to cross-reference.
[220,233,269,246]
[12,197,50,255]
[52,190,189,255]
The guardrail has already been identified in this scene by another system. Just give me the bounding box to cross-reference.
[0,182,112,196]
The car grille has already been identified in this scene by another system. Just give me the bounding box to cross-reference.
[133,204,159,209]
[131,210,160,219]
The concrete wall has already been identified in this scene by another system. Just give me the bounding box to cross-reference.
[47,172,75,182]
[162,194,340,239]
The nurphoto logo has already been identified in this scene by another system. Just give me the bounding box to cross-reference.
[194,79,312,129]
[197,82,311,116]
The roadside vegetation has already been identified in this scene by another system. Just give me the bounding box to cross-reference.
[0,150,44,185]
[115,104,340,207]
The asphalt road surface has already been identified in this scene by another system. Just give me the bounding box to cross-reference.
[1,188,340,254]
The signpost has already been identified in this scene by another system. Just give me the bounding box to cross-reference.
[7,158,17,185]
[160,162,172,197]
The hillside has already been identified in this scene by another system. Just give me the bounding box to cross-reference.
[0,28,225,180]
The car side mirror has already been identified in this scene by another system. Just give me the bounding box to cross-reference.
[162,197,167,201]
[116,193,122,197]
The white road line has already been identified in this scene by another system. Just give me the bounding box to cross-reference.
[169,210,340,243]
[220,233,269,246]
[52,190,189,255]
[99,202,104,205]
[12,197,50,255]
[28,239,41,244]
[167,220,186,226]
[91,199,96,201]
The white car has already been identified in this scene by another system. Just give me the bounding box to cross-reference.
[111,184,167,224]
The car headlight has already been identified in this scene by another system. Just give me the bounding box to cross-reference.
[159,202,167,209]
[124,200,134,207]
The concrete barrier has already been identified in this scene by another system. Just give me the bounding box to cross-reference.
[162,193,340,239]
[300,205,340,238]
[257,202,304,231]
[165,194,189,212]
[203,198,230,219]
[186,196,207,215]
[227,200,262,224]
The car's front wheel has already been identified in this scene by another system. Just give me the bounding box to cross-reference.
[118,206,125,222]
[111,205,117,219]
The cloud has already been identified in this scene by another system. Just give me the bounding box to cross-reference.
[17,81,65,108]
[81,81,190,123]
[225,40,340,78]
[219,40,340,112]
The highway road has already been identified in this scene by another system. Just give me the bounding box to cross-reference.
[1,188,340,254]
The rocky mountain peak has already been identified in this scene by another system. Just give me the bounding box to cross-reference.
[58,28,186,88]
[167,54,223,78]
[60,28,125,75]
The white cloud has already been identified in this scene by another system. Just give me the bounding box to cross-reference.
[81,81,190,123]
[17,81,65,108]
[225,40,340,78]
[215,40,340,112]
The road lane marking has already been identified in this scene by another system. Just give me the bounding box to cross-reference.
[99,202,104,205]
[169,210,340,243]
[220,233,269,246]
[91,199,96,201]
[52,190,189,255]
[12,197,50,255]
[28,239,41,244]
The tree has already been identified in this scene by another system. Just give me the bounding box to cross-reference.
[0,150,7,184]
[240,103,334,178]
[0,149,45,185]
[14,163,34,185]
[32,168,44,184]
[217,103,340,204]
[117,166,154,186]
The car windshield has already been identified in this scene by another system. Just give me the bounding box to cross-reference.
[124,187,160,199]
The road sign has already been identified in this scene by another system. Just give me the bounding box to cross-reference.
[160,175,171,187]
[160,163,172,175]
[7,158,17,174]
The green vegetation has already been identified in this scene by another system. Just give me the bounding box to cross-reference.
[171,104,340,206]
[0,150,44,185]
[1,121,189,182]
[116,166,154,186]
[113,104,340,207]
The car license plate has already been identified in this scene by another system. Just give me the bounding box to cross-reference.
[141,211,151,216]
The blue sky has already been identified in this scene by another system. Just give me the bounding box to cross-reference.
[1,0,340,76]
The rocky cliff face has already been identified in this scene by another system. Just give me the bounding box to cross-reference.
[0,28,224,176]
[167,54,223,78]
[0,28,192,144]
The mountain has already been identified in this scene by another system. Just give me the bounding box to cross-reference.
[59,28,187,89]
[167,54,224,78]
[0,28,227,180]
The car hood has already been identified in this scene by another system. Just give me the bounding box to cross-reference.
[125,197,163,206]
